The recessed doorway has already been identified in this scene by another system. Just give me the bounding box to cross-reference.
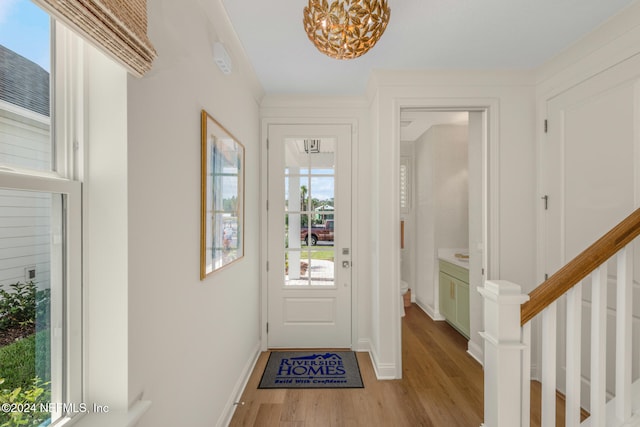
[398,105,491,371]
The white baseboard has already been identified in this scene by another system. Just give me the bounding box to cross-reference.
[356,338,372,353]
[416,299,445,321]
[217,341,261,427]
[467,340,484,366]
[368,345,399,379]
[69,399,152,427]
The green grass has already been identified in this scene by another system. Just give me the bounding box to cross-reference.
[0,331,50,391]
[0,335,36,390]
[300,246,334,261]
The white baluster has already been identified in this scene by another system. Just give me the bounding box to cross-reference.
[479,280,530,427]
[522,322,531,427]
[541,302,557,427]
[616,245,633,421]
[590,265,607,426]
[565,282,582,427]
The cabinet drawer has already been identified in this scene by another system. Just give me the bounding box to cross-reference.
[439,260,469,282]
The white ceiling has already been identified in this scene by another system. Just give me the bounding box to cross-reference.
[220,0,637,95]
[400,111,468,142]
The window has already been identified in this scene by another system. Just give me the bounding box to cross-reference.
[0,2,82,426]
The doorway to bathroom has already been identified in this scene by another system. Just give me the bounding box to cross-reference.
[398,107,489,365]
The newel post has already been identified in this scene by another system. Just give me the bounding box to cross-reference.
[478,280,530,427]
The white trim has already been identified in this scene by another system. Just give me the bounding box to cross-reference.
[217,342,262,427]
[367,346,398,380]
[478,332,527,349]
[467,340,484,366]
[260,119,268,352]
[0,99,50,126]
[416,298,445,321]
[60,399,151,427]
[350,121,360,351]
[356,337,373,353]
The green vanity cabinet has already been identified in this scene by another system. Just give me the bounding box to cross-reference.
[438,260,470,339]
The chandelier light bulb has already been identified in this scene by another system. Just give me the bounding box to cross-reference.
[303,0,391,60]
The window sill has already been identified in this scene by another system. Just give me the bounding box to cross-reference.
[64,400,151,427]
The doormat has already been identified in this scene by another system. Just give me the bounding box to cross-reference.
[258,351,364,389]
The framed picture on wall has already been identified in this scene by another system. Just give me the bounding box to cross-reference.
[200,110,245,279]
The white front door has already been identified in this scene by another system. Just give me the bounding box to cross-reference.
[267,124,352,348]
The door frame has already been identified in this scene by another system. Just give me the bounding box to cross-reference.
[260,117,360,351]
[393,97,499,375]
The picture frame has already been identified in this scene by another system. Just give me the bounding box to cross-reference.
[200,110,245,279]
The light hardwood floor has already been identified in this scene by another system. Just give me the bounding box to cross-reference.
[230,305,484,426]
[229,304,584,426]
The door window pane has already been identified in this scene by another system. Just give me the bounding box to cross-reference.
[285,249,309,286]
[0,0,53,171]
[284,138,336,287]
[310,176,334,222]
[284,176,310,213]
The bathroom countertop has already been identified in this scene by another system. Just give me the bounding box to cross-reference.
[438,248,470,270]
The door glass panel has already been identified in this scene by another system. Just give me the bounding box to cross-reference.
[284,176,310,212]
[310,176,334,222]
[285,249,309,286]
[0,189,64,426]
[284,138,335,287]
[309,246,334,286]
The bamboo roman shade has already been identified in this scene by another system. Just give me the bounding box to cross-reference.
[33,0,157,77]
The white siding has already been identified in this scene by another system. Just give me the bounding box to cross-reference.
[0,102,52,289]
[0,189,51,287]
[0,101,51,171]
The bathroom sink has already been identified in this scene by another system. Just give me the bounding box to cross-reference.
[454,253,469,261]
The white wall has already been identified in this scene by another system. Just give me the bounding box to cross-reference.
[414,124,469,312]
[127,0,261,425]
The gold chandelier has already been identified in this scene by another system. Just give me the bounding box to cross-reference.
[303,0,391,60]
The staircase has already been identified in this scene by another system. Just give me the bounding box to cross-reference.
[481,208,640,427]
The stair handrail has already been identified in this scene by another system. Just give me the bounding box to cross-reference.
[521,207,640,325]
